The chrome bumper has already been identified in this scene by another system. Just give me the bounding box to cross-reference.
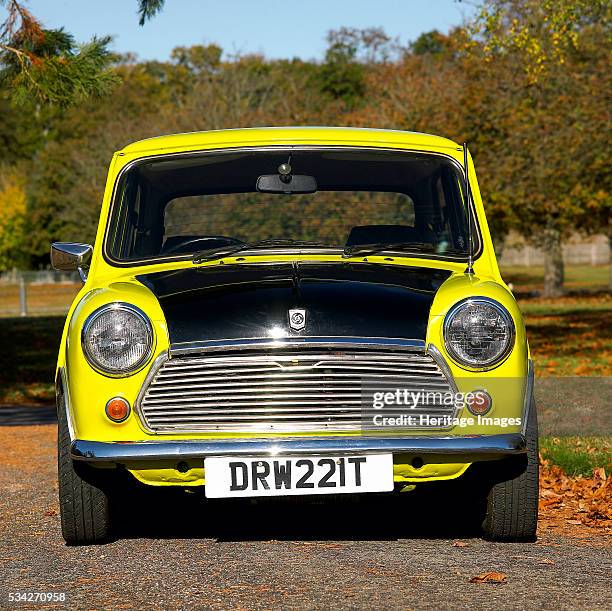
[70,433,526,462]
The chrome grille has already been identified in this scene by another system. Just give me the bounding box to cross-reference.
[138,347,457,433]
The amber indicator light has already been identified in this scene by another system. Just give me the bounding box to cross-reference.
[466,390,493,416]
[105,397,131,422]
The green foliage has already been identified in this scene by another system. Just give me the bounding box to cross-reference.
[471,0,612,83]
[0,97,56,162]
[462,0,612,295]
[24,62,176,262]
[137,0,166,26]
[409,30,449,56]
[0,166,28,270]
[171,44,222,74]
[540,436,611,477]
[319,40,366,109]
[6,36,119,107]
[318,27,397,109]
[0,1,118,106]
[0,0,170,107]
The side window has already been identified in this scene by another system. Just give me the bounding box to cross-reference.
[108,178,138,259]
[440,168,468,251]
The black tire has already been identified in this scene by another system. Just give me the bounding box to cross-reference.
[57,392,112,545]
[481,400,539,542]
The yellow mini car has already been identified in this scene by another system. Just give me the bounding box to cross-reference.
[52,127,537,544]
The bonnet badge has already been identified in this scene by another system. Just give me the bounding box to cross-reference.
[288,308,306,331]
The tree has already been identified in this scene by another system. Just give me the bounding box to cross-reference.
[0,0,165,106]
[137,0,166,26]
[0,166,27,270]
[409,30,452,56]
[0,0,117,106]
[319,31,366,110]
[469,0,612,296]
[24,60,178,262]
[318,27,399,110]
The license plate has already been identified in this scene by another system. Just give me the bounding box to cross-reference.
[204,454,394,498]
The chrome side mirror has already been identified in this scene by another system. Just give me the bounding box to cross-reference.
[51,242,93,282]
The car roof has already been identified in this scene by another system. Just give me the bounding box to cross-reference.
[119,126,462,155]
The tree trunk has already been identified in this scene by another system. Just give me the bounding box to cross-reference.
[541,228,564,297]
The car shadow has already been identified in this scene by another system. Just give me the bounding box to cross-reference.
[114,479,484,542]
[0,404,56,426]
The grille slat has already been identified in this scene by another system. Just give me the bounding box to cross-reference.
[162,353,435,365]
[138,347,457,433]
[143,404,452,415]
[144,396,367,406]
[151,371,446,386]
[145,380,450,398]
[155,363,440,378]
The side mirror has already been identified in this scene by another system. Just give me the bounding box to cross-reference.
[50,242,93,282]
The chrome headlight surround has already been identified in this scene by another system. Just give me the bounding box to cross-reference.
[443,297,515,369]
[82,303,153,377]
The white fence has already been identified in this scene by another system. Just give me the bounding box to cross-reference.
[0,270,80,285]
[0,270,80,317]
[499,241,608,267]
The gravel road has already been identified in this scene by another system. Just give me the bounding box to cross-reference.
[0,407,610,610]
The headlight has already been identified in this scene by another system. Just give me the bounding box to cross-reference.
[444,298,515,368]
[82,303,153,375]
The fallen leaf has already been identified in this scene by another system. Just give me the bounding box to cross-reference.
[566,519,582,525]
[469,572,507,584]
[594,467,606,480]
[44,509,57,516]
[452,541,469,547]
[540,558,555,565]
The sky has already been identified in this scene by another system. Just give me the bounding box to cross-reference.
[13,0,476,62]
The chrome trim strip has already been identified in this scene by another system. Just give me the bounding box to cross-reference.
[71,433,526,462]
[59,367,75,441]
[425,343,462,428]
[426,344,459,395]
[170,337,426,356]
[521,359,534,435]
[135,352,169,434]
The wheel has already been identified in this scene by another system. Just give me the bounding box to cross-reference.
[57,391,112,544]
[481,400,539,541]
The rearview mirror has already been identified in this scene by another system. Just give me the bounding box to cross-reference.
[256,174,317,194]
[51,242,93,282]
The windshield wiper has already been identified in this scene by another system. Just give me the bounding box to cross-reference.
[192,239,330,263]
[342,242,436,258]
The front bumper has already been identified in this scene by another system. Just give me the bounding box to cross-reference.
[71,433,526,463]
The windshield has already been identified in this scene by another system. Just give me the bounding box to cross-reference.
[105,148,475,263]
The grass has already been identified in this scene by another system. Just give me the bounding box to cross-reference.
[540,436,611,477]
[519,294,612,377]
[500,266,611,377]
[500,264,609,294]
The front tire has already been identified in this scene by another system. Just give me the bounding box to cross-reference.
[481,400,539,542]
[57,392,112,544]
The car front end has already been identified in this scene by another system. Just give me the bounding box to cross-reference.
[53,127,537,543]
